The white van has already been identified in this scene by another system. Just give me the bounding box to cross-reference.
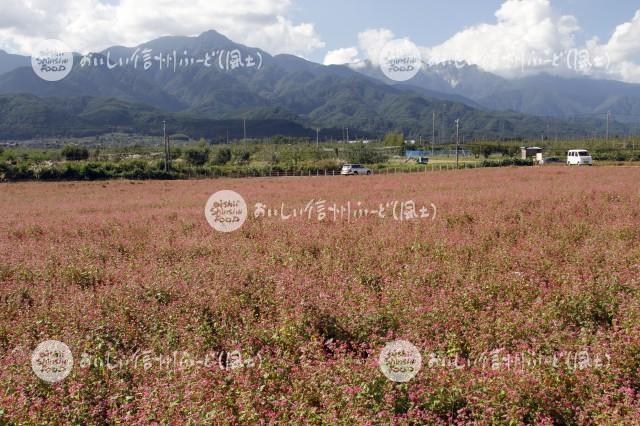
[567,150,593,166]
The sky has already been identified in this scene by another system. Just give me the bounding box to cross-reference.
[293,0,640,63]
[1,0,640,82]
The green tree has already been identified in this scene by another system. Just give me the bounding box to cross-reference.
[212,147,232,165]
[347,144,387,164]
[183,147,210,165]
[232,148,251,165]
[383,131,405,154]
[470,143,494,158]
[383,132,404,147]
[171,146,182,160]
[62,145,89,161]
[280,146,305,168]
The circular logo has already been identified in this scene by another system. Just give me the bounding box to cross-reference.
[205,190,247,233]
[379,39,423,82]
[379,340,422,383]
[31,340,74,383]
[30,39,74,82]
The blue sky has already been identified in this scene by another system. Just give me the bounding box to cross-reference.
[293,0,640,63]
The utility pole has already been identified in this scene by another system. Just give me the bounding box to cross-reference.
[455,119,460,169]
[163,120,168,172]
[346,128,349,143]
[441,108,446,145]
[243,119,247,141]
[432,111,436,157]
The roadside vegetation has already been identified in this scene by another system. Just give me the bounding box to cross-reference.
[1,133,640,181]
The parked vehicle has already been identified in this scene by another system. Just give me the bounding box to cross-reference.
[567,150,593,166]
[341,164,372,175]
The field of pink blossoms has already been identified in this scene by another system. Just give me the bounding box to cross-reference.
[1,166,639,424]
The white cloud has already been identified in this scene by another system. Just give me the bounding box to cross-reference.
[587,10,640,83]
[323,47,358,65]
[322,28,397,67]
[0,0,324,57]
[357,28,394,65]
[338,0,580,77]
[330,1,640,83]
[244,16,324,57]
[358,28,394,65]
[425,0,581,77]
[604,10,640,61]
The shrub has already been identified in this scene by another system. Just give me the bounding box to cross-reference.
[83,162,110,180]
[62,145,90,161]
[0,163,34,180]
[212,147,232,165]
[38,166,62,180]
[61,163,83,179]
[183,148,210,166]
[232,148,251,165]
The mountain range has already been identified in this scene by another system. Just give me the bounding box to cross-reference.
[0,30,634,141]
[0,50,29,76]
[355,60,640,124]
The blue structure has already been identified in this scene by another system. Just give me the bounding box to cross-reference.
[405,150,429,159]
